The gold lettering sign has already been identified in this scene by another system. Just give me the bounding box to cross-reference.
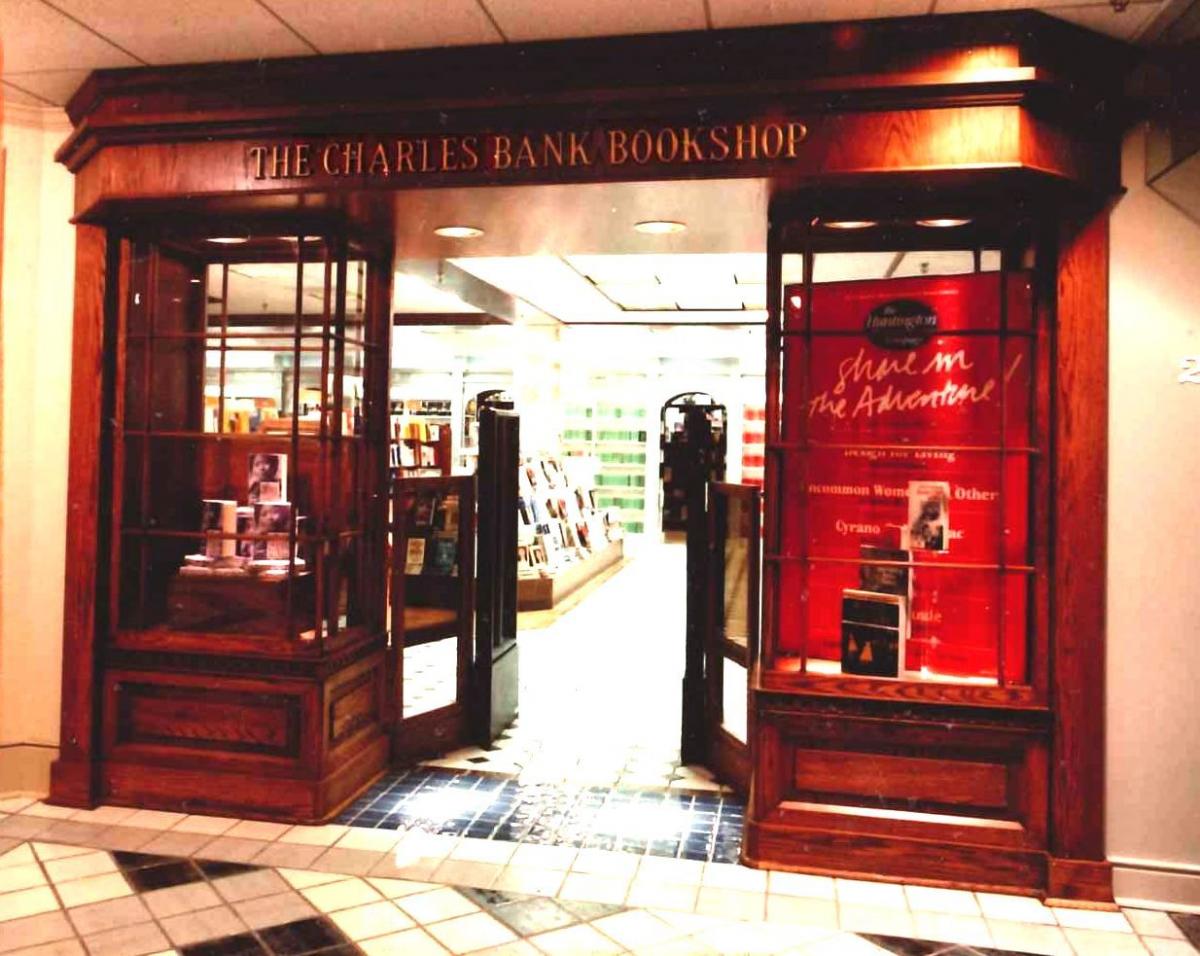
[246,121,808,181]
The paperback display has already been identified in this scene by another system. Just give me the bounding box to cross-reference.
[516,454,621,576]
[181,451,305,581]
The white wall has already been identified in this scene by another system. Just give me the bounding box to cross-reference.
[0,104,75,792]
[1107,123,1200,911]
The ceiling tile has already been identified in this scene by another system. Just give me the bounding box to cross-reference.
[263,0,500,53]
[1,79,54,106]
[0,0,139,72]
[709,0,929,29]
[49,0,313,65]
[1044,1,1164,41]
[484,0,706,42]
[934,0,1164,40]
[1,69,92,106]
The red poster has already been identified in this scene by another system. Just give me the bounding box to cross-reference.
[778,271,1034,683]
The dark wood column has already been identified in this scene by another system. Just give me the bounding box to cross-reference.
[49,224,121,807]
[1049,206,1112,902]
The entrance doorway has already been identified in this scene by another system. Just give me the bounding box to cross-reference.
[355,178,768,855]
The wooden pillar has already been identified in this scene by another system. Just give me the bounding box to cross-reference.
[48,224,119,807]
[1048,206,1112,902]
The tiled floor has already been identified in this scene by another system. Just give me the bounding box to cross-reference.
[2,799,1199,955]
[418,543,724,794]
[335,769,744,864]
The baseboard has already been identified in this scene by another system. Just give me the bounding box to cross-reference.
[1112,857,1200,913]
[0,743,56,795]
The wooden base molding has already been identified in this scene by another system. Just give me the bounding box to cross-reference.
[743,819,1047,894]
[1047,857,1116,905]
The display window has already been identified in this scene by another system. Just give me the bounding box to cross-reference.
[766,223,1046,688]
[114,232,387,648]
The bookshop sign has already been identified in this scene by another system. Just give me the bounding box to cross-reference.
[245,119,809,183]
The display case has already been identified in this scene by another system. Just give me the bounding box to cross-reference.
[64,223,394,821]
[745,202,1085,895]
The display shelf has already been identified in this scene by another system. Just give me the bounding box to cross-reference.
[562,395,649,534]
[516,454,626,608]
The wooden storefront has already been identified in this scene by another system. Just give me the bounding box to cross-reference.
[49,11,1125,902]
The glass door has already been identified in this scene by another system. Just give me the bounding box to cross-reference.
[390,475,477,759]
[705,482,761,792]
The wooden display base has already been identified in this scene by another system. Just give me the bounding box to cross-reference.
[53,639,391,823]
[517,539,624,611]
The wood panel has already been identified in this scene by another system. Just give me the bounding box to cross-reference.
[117,683,300,756]
[793,749,1009,810]
[49,225,118,807]
[328,675,376,748]
[1050,206,1111,890]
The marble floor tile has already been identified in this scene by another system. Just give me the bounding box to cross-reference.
[424,911,519,954]
[326,899,415,940]
[299,877,383,913]
[231,889,317,929]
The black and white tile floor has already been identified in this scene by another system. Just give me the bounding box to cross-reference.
[2,798,1198,955]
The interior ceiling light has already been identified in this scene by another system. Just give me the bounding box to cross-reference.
[207,236,249,244]
[634,220,687,235]
[917,218,972,228]
[821,220,877,230]
[434,225,484,239]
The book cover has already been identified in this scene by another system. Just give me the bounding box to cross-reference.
[428,536,457,575]
[906,480,950,552]
[404,537,427,574]
[841,589,907,678]
[438,493,460,533]
[253,502,293,560]
[247,452,288,504]
[858,546,911,596]
[235,505,256,561]
[201,499,237,558]
[413,493,437,527]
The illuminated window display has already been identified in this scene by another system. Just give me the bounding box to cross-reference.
[767,227,1043,687]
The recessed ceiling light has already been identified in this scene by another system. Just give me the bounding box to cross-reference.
[634,220,687,235]
[434,225,484,239]
[821,220,877,230]
[916,218,972,228]
[207,236,249,244]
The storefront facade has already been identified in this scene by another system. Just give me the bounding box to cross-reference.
[32,11,1132,903]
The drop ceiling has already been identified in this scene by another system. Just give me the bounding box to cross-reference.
[0,0,1184,108]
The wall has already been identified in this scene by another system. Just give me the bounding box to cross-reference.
[0,104,74,793]
[1107,122,1200,911]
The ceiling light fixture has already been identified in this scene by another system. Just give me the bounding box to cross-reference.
[916,218,972,228]
[434,225,484,239]
[634,220,687,235]
[821,220,877,230]
[207,236,249,244]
